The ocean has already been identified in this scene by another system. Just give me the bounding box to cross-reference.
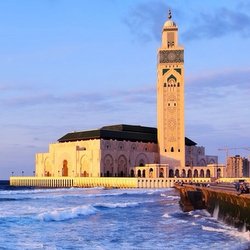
[0,181,249,250]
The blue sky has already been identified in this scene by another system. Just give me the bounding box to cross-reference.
[1,0,250,179]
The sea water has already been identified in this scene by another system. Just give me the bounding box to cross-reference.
[0,183,249,250]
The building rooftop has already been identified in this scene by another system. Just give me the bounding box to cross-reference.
[58,124,197,146]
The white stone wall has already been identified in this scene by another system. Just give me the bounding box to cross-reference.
[100,139,158,177]
[35,139,158,178]
[36,139,101,177]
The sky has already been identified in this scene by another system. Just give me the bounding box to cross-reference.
[0,0,250,179]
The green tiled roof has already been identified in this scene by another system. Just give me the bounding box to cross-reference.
[58,124,196,146]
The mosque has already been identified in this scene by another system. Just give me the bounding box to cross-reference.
[35,11,225,180]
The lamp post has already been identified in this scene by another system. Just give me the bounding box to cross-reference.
[21,171,24,176]
[11,171,14,176]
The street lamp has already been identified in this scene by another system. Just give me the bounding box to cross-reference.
[21,171,24,176]
[11,171,14,176]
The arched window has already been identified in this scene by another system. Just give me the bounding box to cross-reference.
[130,169,135,177]
[169,169,174,177]
[137,170,141,177]
[187,169,192,178]
[62,160,68,177]
[181,169,186,177]
[159,168,164,178]
[175,169,180,177]
[194,169,198,178]
[200,169,204,178]
[143,169,146,178]
[171,147,174,152]
[206,169,211,178]
[149,168,153,178]
[217,168,221,178]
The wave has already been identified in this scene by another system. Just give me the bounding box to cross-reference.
[94,202,139,209]
[0,197,31,202]
[37,205,97,222]
[202,225,227,233]
[37,200,142,222]
[162,213,171,218]
[188,209,211,218]
[166,195,179,200]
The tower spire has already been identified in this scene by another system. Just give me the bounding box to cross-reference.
[168,9,172,20]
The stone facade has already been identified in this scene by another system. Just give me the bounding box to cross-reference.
[36,138,158,178]
[157,12,185,167]
[185,145,218,167]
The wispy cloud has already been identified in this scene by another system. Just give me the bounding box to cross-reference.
[123,1,250,43]
[183,8,250,41]
[185,68,250,139]
[123,1,168,42]
[1,84,155,109]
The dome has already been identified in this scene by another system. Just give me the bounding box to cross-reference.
[163,9,176,28]
[164,19,176,28]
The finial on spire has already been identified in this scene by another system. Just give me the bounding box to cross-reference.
[168,9,172,20]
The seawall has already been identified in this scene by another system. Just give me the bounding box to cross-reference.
[10,176,210,188]
[176,184,250,230]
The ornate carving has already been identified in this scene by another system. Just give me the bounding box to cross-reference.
[168,119,176,129]
[159,50,184,63]
[168,135,176,142]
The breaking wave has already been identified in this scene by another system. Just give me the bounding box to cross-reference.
[94,202,139,209]
[37,205,97,222]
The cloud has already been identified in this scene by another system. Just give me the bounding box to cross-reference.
[123,1,250,43]
[183,8,250,41]
[1,84,155,109]
[187,68,250,88]
[185,68,250,139]
[123,1,168,42]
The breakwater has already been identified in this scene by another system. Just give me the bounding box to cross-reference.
[10,176,210,188]
[176,184,250,230]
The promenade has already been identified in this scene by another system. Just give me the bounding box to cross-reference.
[175,182,250,230]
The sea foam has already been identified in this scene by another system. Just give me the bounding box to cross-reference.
[37,205,96,222]
[94,202,139,209]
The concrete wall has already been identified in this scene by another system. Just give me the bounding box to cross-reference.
[10,177,211,188]
[177,184,250,230]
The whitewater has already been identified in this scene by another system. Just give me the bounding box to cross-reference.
[0,185,249,250]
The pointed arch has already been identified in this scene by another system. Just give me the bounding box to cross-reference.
[175,169,180,177]
[118,155,127,177]
[181,169,186,178]
[206,169,211,178]
[104,154,114,177]
[194,169,198,178]
[169,169,174,177]
[62,160,68,177]
[135,153,149,167]
[167,74,177,82]
[200,169,204,178]
[80,155,90,177]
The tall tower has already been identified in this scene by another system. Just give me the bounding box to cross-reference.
[157,10,185,168]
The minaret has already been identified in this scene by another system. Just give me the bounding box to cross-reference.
[157,10,185,168]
